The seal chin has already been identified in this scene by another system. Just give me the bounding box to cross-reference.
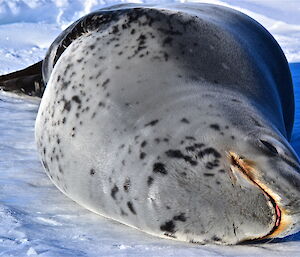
[227,151,291,242]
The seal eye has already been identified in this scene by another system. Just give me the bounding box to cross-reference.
[260,140,278,154]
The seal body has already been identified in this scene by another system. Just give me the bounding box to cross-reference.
[34,4,300,244]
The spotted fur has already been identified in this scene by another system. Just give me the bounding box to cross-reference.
[35,3,300,246]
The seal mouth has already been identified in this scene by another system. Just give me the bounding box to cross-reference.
[228,151,288,241]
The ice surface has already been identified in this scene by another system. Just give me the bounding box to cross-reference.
[0,0,300,256]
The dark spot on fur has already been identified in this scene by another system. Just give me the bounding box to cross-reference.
[111,185,119,200]
[140,152,146,159]
[63,101,71,112]
[194,143,205,149]
[205,162,214,170]
[231,98,242,103]
[145,119,159,127]
[137,34,146,42]
[198,148,221,159]
[147,176,154,186]
[204,173,215,177]
[127,201,136,215]
[72,95,81,104]
[98,101,105,107]
[112,25,119,34]
[123,178,130,192]
[185,136,196,141]
[160,220,175,233]
[206,161,219,169]
[141,140,147,148]
[185,146,195,152]
[173,213,186,222]
[212,236,221,242]
[102,78,110,89]
[165,149,197,166]
[62,81,70,88]
[153,162,167,175]
[210,124,220,131]
[95,71,102,79]
[90,169,95,176]
[181,118,190,124]
[42,160,49,172]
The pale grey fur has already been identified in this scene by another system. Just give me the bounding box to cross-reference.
[35,4,300,245]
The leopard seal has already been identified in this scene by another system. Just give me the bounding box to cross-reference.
[2,3,300,245]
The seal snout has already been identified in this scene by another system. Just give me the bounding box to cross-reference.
[227,151,285,241]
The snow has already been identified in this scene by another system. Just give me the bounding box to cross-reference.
[0,23,60,74]
[0,0,300,71]
[0,0,299,256]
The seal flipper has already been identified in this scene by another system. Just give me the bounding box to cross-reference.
[0,61,45,97]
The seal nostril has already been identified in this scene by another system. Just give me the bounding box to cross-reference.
[260,140,278,155]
